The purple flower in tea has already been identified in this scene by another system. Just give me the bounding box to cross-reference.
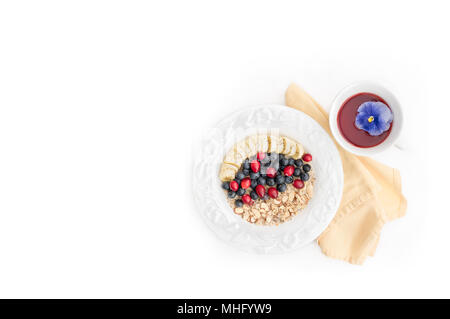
[355,101,393,136]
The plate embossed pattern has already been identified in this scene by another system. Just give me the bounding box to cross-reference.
[193,105,343,254]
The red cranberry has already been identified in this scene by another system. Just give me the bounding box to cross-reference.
[240,178,251,189]
[267,187,278,199]
[250,160,260,173]
[242,194,253,205]
[257,152,266,161]
[302,153,312,162]
[293,179,304,189]
[229,180,239,192]
[266,167,277,178]
[283,165,295,176]
[255,184,265,198]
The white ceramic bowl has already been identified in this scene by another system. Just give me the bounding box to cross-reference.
[329,81,403,156]
[193,105,343,254]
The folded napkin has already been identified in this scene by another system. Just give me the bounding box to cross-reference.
[285,84,407,265]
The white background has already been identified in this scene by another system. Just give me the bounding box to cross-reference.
[0,1,448,298]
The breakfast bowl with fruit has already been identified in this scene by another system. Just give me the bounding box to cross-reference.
[193,105,343,254]
[220,134,315,226]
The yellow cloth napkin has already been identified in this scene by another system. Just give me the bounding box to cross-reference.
[285,84,407,265]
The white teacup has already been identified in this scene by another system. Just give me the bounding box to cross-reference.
[329,81,403,156]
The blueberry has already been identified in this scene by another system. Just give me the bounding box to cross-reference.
[288,158,295,166]
[250,191,259,200]
[294,159,303,167]
[251,179,258,189]
[257,177,266,185]
[242,169,250,176]
[280,158,289,166]
[279,154,285,160]
[285,176,293,184]
[300,172,310,181]
[236,171,245,180]
[294,168,301,177]
[250,172,260,180]
[266,178,275,186]
[243,159,250,170]
[302,164,311,172]
[235,199,243,207]
[277,183,287,192]
[221,181,230,190]
[237,188,245,196]
[228,191,236,198]
[275,175,285,184]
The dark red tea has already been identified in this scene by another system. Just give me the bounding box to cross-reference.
[337,92,393,148]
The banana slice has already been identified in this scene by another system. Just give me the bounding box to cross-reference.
[223,137,253,169]
[245,135,258,156]
[235,139,250,161]
[269,135,284,153]
[280,137,293,155]
[219,163,238,181]
[293,142,305,159]
[267,134,278,153]
[223,148,243,168]
[282,136,297,157]
[255,134,269,153]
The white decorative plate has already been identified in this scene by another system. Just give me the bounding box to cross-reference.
[192,105,343,254]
